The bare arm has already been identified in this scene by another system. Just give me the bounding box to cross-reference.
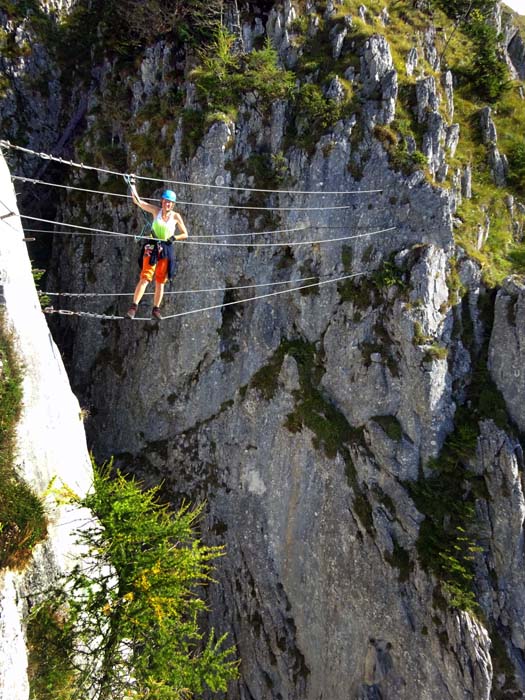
[173,212,188,240]
[131,184,159,217]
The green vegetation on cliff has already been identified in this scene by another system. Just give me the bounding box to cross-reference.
[410,289,510,614]
[0,311,47,571]
[431,0,509,100]
[193,28,295,115]
[343,0,524,284]
[28,462,238,700]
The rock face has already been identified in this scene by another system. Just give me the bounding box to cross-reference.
[414,76,459,181]
[0,21,62,158]
[0,153,93,700]
[360,34,398,125]
[330,23,348,59]
[41,75,510,698]
[479,106,498,145]
[504,6,525,81]
[266,0,301,67]
[4,2,525,699]
[406,47,418,77]
[489,277,525,433]
[461,165,472,199]
[479,107,508,186]
[474,422,525,657]
[442,70,454,120]
[507,30,525,80]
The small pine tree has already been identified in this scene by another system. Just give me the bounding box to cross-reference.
[28,463,238,700]
[468,9,509,102]
[192,26,295,113]
[507,141,525,194]
[430,0,508,102]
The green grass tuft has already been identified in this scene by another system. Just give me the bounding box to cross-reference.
[371,415,403,441]
[27,604,77,700]
[0,311,47,570]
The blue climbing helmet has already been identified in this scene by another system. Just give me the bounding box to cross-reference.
[161,189,177,203]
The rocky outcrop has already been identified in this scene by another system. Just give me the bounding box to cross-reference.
[406,47,418,77]
[445,123,460,157]
[266,0,300,68]
[415,76,440,123]
[488,277,525,433]
[323,75,346,102]
[414,76,459,182]
[0,153,93,699]
[474,422,525,648]
[422,24,440,72]
[502,5,525,81]
[378,7,390,26]
[442,70,454,120]
[461,165,472,199]
[0,19,62,158]
[479,106,498,145]
[479,107,508,186]
[507,30,525,80]
[507,195,525,242]
[330,23,348,59]
[488,146,508,187]
[360,34,398,125]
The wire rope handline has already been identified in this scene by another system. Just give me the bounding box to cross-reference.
[2,140,383,196]
[22,225,312,239]
[41,275,323,297]
[43,271,368,321]
[19,213,397,248]
[12,174,366,212]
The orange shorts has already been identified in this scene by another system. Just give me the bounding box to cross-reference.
[140,246,168,284]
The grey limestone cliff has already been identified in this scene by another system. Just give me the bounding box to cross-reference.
[3,1,525,698]
[0,154,93,700]
[489,277,525,432]
[44,64,521,700]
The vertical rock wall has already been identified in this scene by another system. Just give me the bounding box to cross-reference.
[44,99,502,699]
[0,152,93,699]
[3,1,525,698]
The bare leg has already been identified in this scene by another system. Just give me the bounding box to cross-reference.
[153,282,165,308]
[133,278,149,305]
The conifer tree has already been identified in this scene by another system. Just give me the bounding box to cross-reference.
[29,463,238,700]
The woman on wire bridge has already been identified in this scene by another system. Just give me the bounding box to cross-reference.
[127,179,188,321]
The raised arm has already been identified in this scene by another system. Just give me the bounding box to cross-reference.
[130,183,159,217]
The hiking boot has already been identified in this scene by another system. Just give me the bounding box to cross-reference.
[126,302,138,319]
[151,306,162,321]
